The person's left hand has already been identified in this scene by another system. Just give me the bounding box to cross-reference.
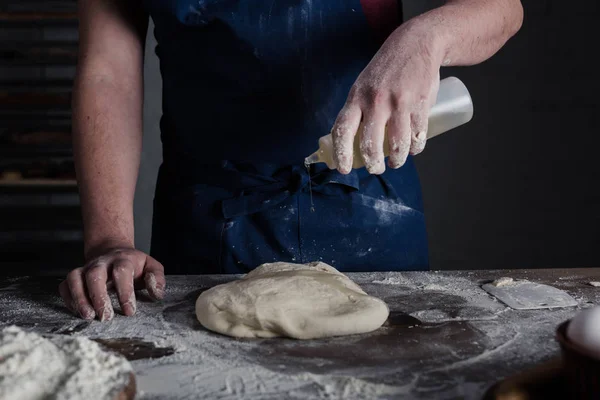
[331,19,444,175]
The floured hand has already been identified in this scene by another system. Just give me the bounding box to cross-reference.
[331,20,443,175]
[59,246,165,321]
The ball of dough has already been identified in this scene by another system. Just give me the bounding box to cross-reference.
[196,261,389,339]
[566,306,600,359]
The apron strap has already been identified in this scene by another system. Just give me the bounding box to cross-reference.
[161,158,360,219]
[221,165,360,218]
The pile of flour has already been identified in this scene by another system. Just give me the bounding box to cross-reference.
[0,326,132,400]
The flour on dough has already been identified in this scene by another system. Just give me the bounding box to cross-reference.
[195,261,389,339]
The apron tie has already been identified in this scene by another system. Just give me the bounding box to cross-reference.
[221,165,359,218]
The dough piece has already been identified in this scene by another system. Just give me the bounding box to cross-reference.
[196,261,389,339]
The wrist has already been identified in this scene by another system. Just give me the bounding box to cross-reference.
[84,236,135,261]
[400,10,452,67]
[81,210,135,260]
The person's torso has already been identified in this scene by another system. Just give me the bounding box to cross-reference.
[142,1,429,273]
[142,0,403,164]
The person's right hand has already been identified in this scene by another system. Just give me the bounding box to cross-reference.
[58,247,166,321]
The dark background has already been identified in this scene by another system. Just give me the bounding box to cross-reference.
[1,0,599,274]
[413,0,600,269]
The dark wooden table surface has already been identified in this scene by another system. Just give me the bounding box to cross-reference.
[1,268,599,399]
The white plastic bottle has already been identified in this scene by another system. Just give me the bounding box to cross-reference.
[304,76,474,169]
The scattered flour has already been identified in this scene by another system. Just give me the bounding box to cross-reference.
[355,194,418,226]
[371,276,406,285]
[490,277,514,287]
[0,326,132,400]
[0,272,594,400]
[421,283,445,291]
[371,272,507,323]
[136,364,410,399]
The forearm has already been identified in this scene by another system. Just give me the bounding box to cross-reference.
[407,0,524,66]
[72,73,143,258]
[72,0,148,259]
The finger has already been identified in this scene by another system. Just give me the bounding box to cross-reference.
[58,280,76,314]
[331,103,362,175]
[359,109,389,175]
[409,111,428,155]
[84,264,114,321]
[112,259,136,316]
[66,268,96,320]
[387,112,412,169]
[144,256,166,300]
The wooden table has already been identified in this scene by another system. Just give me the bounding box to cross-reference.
[1,269,599,399]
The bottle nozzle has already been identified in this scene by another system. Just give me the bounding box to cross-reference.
[304,151,321,167]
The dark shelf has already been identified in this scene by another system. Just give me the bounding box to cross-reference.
[0,240,84,273]
[0,230,82,244]
[0,92,71,107]
[0,0,82,276]
[0,1,77,14]
[0,129,71,146]
[0,12,78,25]
[0,155,75,184]
[0,181,78,194]
[0,145,72,159]
[0,41,78,66]
[0,206,82,230]
[0,110,72,120]
[0,191,79,207]
[0,117,71,131]
[0,79,74,91]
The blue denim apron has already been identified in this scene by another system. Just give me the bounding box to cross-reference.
[143,0,429,274]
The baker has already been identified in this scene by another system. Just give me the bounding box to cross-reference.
[59,0,523,320]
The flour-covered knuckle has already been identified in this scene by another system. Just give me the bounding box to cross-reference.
[97,295,115,322]
[359,118,387,175]
[387,112,411,169]
[409,111,428,155]
[83,263,114,321]
[144,259,166,300]
[195,262,389,340]
[112,259,137,316]
[66,268,95,320]
[332,104,361,174]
